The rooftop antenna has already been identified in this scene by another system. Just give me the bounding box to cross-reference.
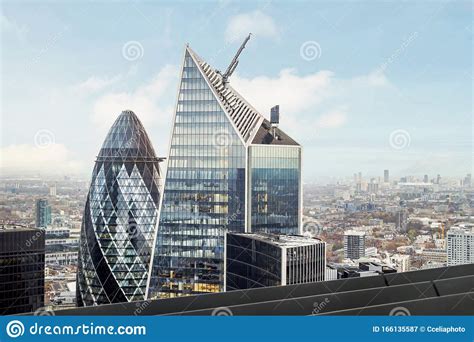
[217,33,252,86]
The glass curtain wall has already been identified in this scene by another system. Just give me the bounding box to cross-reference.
[249,145,300,234]
[149,51,246,298]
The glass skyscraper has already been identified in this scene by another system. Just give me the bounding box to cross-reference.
[35,198,51,228]
[77,110,163,306]
[148,46,301,299]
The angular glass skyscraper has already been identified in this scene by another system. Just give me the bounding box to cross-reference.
[77,110,162,306]
[147,46,301,299]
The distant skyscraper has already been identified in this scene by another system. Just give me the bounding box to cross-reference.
[447,226,474,266]
[463,174,472,187]
[226,233,325,290]
[35,198,51,228]
[344,230,366,259]
[77,110,163,306]
[436,174,441,184]
[49,184,57,197]
[384,170,389,183]
[148,44,301,299]
[423,174,429,183]
[0,225,45,314]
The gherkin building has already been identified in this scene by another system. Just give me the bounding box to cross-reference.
[77,110,163,306]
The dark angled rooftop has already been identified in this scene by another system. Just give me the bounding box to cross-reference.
[251,119,300,146]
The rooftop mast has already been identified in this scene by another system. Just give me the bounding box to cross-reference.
[218,33,251,86]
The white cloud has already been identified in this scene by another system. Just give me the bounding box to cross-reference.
[73,75,122,96]
[316,108,348,128]
[91,65,178,132]
[225,10,278,42]
[231,68,390,138]
[0,144,85,175]
[232,68,333,115]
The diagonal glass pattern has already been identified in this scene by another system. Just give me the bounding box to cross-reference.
[77,110,162,306]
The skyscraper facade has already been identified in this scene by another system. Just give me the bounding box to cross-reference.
[447,226,474,266]
[0,225,45,315]
[77,110,163,306]
[226,233,325,291]
[148,46,301,299]
[344,230,366,259]
[35,198,51,228]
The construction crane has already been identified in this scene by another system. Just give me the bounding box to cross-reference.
[217,33,252,86]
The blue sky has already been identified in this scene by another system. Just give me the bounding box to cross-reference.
[1,0,472,181]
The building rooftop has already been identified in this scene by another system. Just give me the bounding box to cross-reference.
[186,46,299,146]
[0,224,40,233]
[344,230,366,236]
[448,226,474,234]
[231,232,324,248]
[251,119,299,146]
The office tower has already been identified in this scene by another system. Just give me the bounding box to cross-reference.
[463,174,472,187]
[0,225,45,315]
[35,198,51,228]
[358,172,362,182]
[447,226,474,266]
[436,174,441,184]
[226,233,325,290]
[367,179,378,193]
[344,230,366,259]
[383,170,389,183]
[148,44,301,299]
[423,174,429,183]
[77,110,163,306]
[49,184,57,197]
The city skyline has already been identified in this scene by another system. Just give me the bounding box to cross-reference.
[1,1,472,180]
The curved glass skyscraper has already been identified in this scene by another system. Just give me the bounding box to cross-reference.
[77,110,162,306]
[147,46,301,299]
